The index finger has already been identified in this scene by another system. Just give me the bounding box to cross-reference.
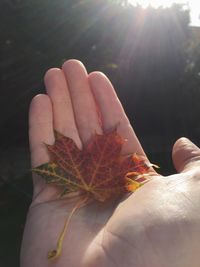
[88,72,146,157]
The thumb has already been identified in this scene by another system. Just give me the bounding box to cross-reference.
[172,137,200,172]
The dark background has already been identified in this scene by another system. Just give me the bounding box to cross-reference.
[0,0,200,266]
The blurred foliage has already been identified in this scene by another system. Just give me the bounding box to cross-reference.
[0,0,199,164]
[0,0,197,150]
[181,27,200,139]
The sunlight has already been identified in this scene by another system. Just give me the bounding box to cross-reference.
[129,0,200,26]
[128,0,187,8]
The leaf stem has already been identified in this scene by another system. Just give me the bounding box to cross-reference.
[47,195,89,260]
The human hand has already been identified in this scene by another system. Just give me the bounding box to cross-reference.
[21,60,200,267]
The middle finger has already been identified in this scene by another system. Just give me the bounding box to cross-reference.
[62,60,102,144]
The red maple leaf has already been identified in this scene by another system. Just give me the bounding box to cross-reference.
[32,129,156,260]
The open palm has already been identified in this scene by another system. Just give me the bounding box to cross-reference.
[21,60,200,267]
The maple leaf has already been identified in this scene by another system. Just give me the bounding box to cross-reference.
[32,129,157,260]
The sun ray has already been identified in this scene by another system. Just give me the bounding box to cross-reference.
[128,0,200,26]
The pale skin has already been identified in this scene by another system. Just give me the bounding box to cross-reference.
[21,59,200,267]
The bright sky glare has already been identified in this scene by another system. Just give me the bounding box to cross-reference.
[129,1,200,26]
